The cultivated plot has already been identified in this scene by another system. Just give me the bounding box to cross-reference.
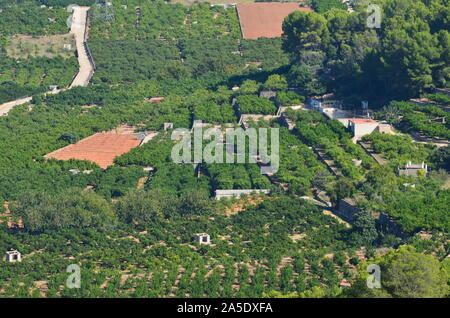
[236,3,312,39]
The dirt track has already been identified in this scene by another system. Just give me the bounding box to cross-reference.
[69,6,93,88]
[0,97,33,116]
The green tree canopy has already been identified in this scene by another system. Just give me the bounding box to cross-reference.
[349,246,448,298]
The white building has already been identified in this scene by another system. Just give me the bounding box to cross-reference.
[348,118,379,141]
[194,233,211,245]
[163,123,173,131]
[5,250,21,263]
[215,189,270,200]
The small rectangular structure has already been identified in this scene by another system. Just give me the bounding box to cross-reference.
[148,97,165,104]
[215,189,270,200]
[237,3,312,39]
[5,250,21,263]
[194,233,211,245]
[398,161,428,177]
[163,122,174,131]
[348,118,379,141]
[210,4,236,9]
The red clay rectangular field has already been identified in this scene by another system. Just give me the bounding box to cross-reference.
[237,3,312,40]
[44,126,141,168]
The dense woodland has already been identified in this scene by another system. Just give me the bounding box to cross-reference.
[0,0,449,298]
[282,0,450,107]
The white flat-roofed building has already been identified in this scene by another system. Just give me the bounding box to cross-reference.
[348,118,379,141]
[194,233,211,245]
[215,189,270,200]
[5,250,21,263]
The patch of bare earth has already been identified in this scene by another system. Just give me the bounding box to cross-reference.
[6,34,76,59]
[289,233,306,242]
[222,195,264,216]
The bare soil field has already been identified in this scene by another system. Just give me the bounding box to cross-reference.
[44,126,142,168]
[6,34,75,59]
[237,2,312,39]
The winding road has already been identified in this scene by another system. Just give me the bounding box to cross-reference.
[69,6,93,88]
[0,6,94,116]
